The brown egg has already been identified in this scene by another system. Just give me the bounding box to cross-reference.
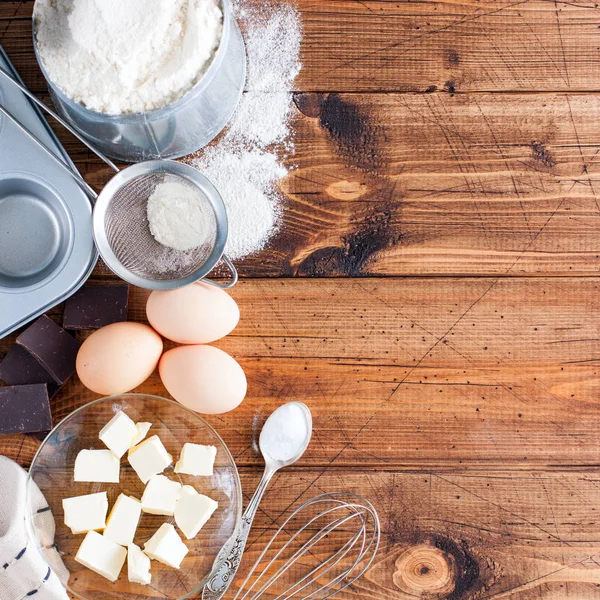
[76,322,163,395]
[159,345,246,414]
[146,282,239,344]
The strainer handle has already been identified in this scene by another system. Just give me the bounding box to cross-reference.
[204,255,238,289]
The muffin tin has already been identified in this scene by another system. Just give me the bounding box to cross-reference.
[0,44,97,338]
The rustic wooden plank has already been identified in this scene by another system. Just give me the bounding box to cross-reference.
[18,91,600,277]
[0,3,32,20]
[21,465,600,599]
[4,0,600,93]
[4,4,600,276]
[56,467,600,598]
[4,278,600,469]
[279,92,600,277]
[234,469,600,600]
[298,0,600,93]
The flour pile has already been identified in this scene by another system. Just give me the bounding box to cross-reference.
[34,0,223,114]
[147,181,208,252]
[191,0,301,260]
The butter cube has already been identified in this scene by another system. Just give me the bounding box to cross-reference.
[128,435,172,484]
[104,494,142,546]
[144,523,188,569]
[74,449,120,483]
[174,485,218,540]
[174,443,217,477]
[141,475,182,516]
[127,543,151,585]
[62,492,108,535]
[75,531,127,582]
[131,422,152,447]
[99,411,138,458]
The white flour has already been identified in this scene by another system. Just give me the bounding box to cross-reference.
[196,150,285,259]
[34,0,223,114]
[147,181,208,252]
[260,403,310,462]
[191,0,301,260]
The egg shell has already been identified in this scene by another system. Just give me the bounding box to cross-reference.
[146,282,240,345]
[159,345,246,415]
[76,322,163,395]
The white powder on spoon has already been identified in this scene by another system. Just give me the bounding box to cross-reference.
[191,0,301,260]
[260,403,310,462]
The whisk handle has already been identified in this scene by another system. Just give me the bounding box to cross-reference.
[203,467,276,600]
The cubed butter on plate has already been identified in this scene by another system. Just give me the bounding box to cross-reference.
[128,435,172,484]
[141,474,182,516]
[131,422,152,447]
[174,485,218,540]
[99,410,138,458]
[174,443,217,476]
[104,494,142,546]
[74,449,120,483]
[75,530,127,582]
[128,543,151,585]
[62,491,108,535]
[144,523,188,569]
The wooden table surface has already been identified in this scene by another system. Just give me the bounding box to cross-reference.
[2,0,600,597]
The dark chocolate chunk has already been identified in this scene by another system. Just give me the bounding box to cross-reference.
[63,285,129,330]
[16,316,80,385]
[0,345,59,397]
[0,384,52,434]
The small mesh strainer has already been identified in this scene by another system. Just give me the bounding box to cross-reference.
[0,67,238,290]
[94,160,235,290]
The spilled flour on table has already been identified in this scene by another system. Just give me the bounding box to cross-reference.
[190,0,301,260]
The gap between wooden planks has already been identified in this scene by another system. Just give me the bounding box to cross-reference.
[3,277,600,470]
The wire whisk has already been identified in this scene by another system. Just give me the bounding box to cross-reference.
[232,492,380,600]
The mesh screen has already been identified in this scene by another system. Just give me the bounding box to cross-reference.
[104,172,218,281]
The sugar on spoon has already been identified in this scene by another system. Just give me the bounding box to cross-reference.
[202,401,313,600]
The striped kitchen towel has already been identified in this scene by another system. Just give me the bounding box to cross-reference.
[0,456,68,600]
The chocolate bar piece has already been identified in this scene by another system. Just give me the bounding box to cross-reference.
[16,316,80,385]
[0,345,59,397]
[63,285,129,330]
[0,384,52,434]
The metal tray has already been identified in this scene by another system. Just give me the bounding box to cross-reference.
[0,44,97,338]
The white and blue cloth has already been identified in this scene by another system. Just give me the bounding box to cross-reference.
[0,456,68,600]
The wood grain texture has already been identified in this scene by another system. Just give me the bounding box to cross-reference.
[6,90,600,277]
[1,1,600,598]
[238,469,600,599]
[4,278,600,470]
[4,0,600,93]
[283,92,600,277]
[3,4,600,276]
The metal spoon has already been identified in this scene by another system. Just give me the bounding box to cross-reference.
[202,401,313,600]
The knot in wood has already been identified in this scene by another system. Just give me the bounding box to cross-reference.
[393,543,457,598]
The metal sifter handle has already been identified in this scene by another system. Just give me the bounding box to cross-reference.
[203,255,238,289]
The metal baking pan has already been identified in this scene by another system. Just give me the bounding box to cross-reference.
[0,44,97,339]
